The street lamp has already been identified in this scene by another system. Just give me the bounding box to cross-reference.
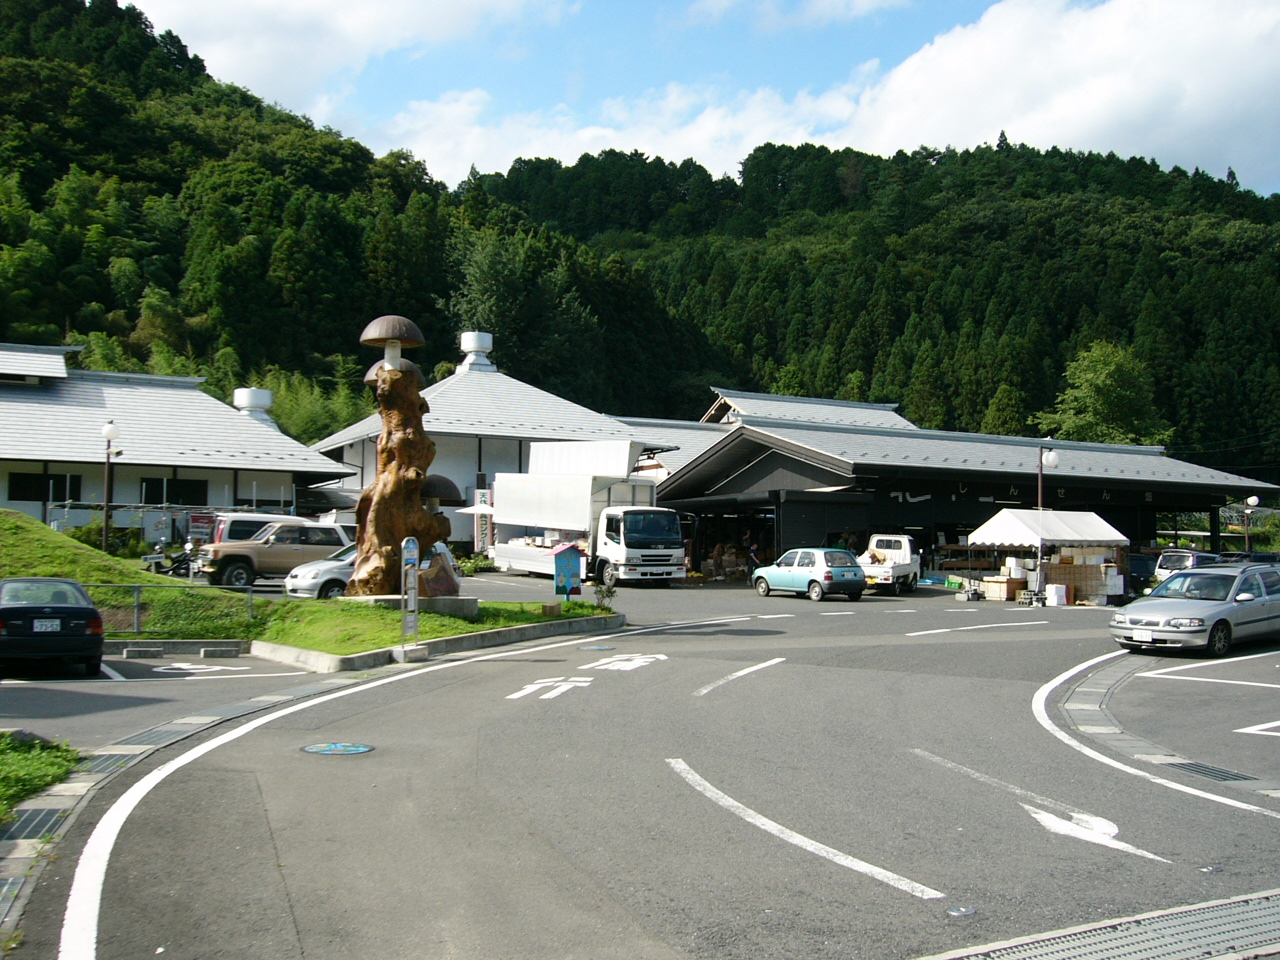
[1037,444,1059,511]
[101,420,120,552]
[1245,495,1260,553]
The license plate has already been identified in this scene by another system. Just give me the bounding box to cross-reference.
[33,618,61,632]
[1133,628,1153,643]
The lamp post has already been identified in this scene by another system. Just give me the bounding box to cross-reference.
[1245,495,1260,553]
[1037,444,1059,511]
[101,420,120,552]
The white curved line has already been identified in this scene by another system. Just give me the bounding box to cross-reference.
[693,658,785,696]
[58,617,736,960]
[1032,651,1280,820]
[666,759,944,900]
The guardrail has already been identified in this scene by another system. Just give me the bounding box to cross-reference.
[81,582,262,635]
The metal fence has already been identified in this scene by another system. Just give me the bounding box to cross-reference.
[81,582,261,635]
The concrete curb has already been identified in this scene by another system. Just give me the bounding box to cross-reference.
[250,613,628,673]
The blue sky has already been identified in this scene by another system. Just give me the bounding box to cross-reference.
[136,0,1280,194]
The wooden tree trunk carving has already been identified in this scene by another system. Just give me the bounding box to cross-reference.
[347,364,452,597]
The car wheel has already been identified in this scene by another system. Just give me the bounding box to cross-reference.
[849,590,863,602]
[600,563,619,588]
[1205,621,1232,657]
[755,577,771,597]
[905,574,918,593]
[808,581,825,602]
[890,578,902,596]
[221,560,254,587]
[319,580,347,599]
[81,657,102,677]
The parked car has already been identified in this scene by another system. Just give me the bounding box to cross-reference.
[753,548,865,601]
[1110,562,1280,657]
[1127,553,1157,592]
[1154,549,1218,582]
[199,521,357,586]
[284,542,462,600]
[0,577,104,676]
[210,512,309,544]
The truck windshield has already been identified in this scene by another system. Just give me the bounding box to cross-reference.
[621,511,683,548]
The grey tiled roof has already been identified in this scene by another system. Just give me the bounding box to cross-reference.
[617,418,732,473]
[0,369,353,478]
[751,421,1268,489]
[0,344,75,379]
[707,387,917,430]
[314,366,644,451]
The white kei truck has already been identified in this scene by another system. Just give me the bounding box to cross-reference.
[490,441,686,587]
[857,534,921,594]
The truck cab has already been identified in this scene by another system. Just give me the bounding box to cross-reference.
[596,507,686,586]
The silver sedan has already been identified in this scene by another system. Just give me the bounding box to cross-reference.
[1109,564,1280,657]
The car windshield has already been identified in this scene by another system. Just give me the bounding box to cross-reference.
[1160,553,1194,570]
[621,511,683,547]
[328,543,358,561]
[1148,572,1236,602]
[824,550,858,567]
[0,580,90,605]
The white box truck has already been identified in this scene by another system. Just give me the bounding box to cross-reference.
[490,441,685,586]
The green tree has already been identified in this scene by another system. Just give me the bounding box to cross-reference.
[1033,342,1173,445]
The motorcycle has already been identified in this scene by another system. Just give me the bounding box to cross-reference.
[143,539,196,578]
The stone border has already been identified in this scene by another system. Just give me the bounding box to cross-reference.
[251,613,627,673]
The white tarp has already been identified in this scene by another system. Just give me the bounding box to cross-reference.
[967,509,1128,548]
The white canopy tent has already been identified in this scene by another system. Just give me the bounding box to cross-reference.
[967,509,1128,549]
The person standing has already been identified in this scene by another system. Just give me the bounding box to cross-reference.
[748,543,761,576]
[712,541,725,580]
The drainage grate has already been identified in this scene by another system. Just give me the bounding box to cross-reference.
[921,892,1280,960]
[0,808,65,842]
[113,727,192,747]
[1166,761,1256,782]
[76,753,133,774]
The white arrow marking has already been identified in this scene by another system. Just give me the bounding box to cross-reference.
[1235,719,1280,737]
[1021,804,1168,861]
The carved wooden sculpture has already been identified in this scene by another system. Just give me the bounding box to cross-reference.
[346,316,454,597]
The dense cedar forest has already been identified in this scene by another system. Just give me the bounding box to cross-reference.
[4,1,1280,483]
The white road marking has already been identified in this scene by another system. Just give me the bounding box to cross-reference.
[1020,804,1168,861]
[666,758,945,900]
[99,664,126,681]
[1032,651,1280,821]
[1137,651,1280,691]
[913,747,1165,861]
[693,658,786,697]
[56,617,752,960]
[907,621,1048,637]
[756,614,795,619]
[579,653,668,671]
[1235,720,1280,737]
[820,611,856,616]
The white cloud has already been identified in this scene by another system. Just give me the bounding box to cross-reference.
[383,0,1280,193]
[135,0,571,109]
[688,0,909,28]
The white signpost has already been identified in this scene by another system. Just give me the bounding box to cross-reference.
[401,536,420,656]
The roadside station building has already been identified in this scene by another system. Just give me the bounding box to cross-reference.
[622,389,1276,571]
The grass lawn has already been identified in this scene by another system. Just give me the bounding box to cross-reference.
[258,599,605,655]
[0,733,80,826]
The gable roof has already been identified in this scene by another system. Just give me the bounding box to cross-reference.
[0,363,353,482]
[314,364,652,452]
[703,387,918,430]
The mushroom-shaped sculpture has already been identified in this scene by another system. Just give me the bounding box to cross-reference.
[363,358,426,390]
[360,315,426,369]
[422,474,465,508]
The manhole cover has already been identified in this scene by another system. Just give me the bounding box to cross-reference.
[301,743,374,755]
[580,645,615,651]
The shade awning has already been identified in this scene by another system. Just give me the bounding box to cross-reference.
[967,509,1129,548]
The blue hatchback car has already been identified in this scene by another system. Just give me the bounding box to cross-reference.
[753,548,866,602]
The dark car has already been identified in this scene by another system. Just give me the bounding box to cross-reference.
[0,577,104,676]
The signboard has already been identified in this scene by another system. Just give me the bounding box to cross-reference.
[474,489,492,551]
[553,544,582,599]
[188,513,215,544]
[401,537,419,645]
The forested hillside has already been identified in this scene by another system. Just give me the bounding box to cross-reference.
[4,1,1280,483]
